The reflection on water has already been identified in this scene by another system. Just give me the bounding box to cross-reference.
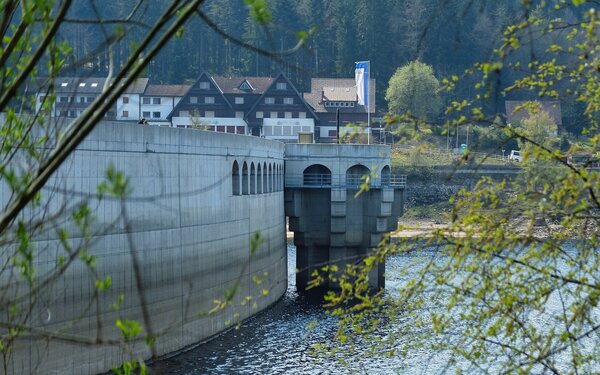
[153,243,600,374]
[154,246,448,374]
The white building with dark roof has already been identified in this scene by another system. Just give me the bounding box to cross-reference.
[116,78,150,121]
[140,84,190,125]
[303,78,376,142]
[167,73,317,140]
[35,77,149,121]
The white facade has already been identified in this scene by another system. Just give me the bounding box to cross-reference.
[262,118,314,141]
[171,116,248,134]
[319,124,371,140]
[116,94,141,121]
[140,96,183,123]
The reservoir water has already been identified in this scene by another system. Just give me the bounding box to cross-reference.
[154,245,451,374]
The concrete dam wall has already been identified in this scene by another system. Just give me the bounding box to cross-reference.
[1,123,287,374]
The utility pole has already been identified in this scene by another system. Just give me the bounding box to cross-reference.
[456,124,459,149]
[336,108,340,144]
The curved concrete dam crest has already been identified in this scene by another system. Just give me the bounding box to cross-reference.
[1,122,287,374]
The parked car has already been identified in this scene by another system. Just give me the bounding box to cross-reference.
[509,150,522,162]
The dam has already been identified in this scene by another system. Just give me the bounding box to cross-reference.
[0,122,404,374]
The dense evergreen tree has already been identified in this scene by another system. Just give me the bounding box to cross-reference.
[57,0,588,114]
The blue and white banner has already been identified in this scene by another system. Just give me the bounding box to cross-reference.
[355,61,369,106]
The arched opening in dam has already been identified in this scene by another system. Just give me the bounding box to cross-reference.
[303,164,332,186]
[242,161,249,195]
[232,160,240,195]
[250,162,256,194]
[346,164,370,187]
[381,165,391,186]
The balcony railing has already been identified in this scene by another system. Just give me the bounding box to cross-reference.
[286,174,407,188]
[302,173,332,187]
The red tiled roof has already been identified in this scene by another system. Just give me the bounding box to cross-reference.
[505,100,562,126]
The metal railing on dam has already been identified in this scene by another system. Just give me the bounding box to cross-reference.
[285,173,407,188]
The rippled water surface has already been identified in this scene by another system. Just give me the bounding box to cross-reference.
[154,244,600,374]
[154,246,450,374]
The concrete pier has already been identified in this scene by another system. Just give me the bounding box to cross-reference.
[284,144,405,292]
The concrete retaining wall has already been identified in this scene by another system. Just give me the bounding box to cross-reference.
[1,122,287,374]
[400,167,519,208]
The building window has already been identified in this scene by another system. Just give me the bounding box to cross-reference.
[69,110,76,117]
[60,82,68,87]
[235,97,244,104]
[86,96,94,103]
[205,110,215,117]
[205,96,215,104]
[256,111,263,119]
[270,111,278,118]
[299,111,306,118]
[283,97,294,105]
[153,112,161,118]
[91,83,98,87]
[265,97,275,104]
[152,97,161,105]
[59,96,68,103]
[79,83,86,87]
[142,97,150,104]
[276,82,287,90]
[199,81,210,89]
[142,111,150,117]
[285,112,292,119]
[79,97,85,103]
[179,110,190,117]
[190,96,198,104]
[123,96,129,104]
[236,111,244,118]
[123,110,129,118]
[39,96,45,103]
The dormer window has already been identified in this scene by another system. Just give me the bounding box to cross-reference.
[91,83,98,87]
[79,83,86,87]
[239,80,253,91]
[61,82,68,87]
[276,82,287,90]
[324,101,356,108]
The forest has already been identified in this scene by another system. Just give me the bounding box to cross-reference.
[56,0,594,134]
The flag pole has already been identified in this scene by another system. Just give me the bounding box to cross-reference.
[367,60,371,145]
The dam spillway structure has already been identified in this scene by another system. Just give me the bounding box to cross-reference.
[284,144,406,292]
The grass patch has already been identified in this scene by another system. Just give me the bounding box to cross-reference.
[391,146,509,169]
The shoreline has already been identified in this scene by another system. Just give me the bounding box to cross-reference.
[287,218,565,242]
